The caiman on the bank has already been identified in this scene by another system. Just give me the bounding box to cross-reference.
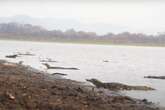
[86,78,155,91]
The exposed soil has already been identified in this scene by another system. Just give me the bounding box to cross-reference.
[0,60,160,110]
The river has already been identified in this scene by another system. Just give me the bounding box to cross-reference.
[0,40,165,106]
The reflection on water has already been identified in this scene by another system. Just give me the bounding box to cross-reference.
[0,40,165,106]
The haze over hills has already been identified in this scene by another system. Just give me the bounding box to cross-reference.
[0,15,127,35]
[0,22,165,46]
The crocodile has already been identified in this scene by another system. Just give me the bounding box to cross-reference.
[42,63,79,70]
[144,76,165,80]
[86,78,155,91]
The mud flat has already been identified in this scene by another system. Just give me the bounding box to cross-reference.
[0,60,161,110]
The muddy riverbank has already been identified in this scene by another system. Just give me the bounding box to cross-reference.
[0,60,161,110]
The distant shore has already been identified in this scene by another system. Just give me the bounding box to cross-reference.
[1,38,165,48]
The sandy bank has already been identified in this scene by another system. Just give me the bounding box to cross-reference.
[0,60,161,110]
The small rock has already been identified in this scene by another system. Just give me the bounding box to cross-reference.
[6,92,15,100]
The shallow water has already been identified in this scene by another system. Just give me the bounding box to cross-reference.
[0,40,165,106]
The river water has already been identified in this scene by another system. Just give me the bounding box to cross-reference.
[0,40,165,106]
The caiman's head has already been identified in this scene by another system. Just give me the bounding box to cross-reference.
[42,63,50,68]
[86,78,103,87]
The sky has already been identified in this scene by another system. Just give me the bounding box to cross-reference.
[0,0,165,35]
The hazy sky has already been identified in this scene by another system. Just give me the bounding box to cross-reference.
[0,0,165,34]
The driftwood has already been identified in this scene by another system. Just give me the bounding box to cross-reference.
[42,63,79,70]
[144,76,165,80]
[86,78,155,91]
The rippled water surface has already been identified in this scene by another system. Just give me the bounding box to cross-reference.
[0,40,165,106]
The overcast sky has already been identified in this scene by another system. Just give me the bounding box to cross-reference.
[0,0,165,35]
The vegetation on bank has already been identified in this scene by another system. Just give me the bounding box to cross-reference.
[0,22,165,47]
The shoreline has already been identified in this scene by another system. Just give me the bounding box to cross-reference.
[0,60,163,110]
[0,38,165,48]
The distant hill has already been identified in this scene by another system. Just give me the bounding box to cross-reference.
[0,15,127,35]
[0,22,165,46]
[0,22,46,34]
